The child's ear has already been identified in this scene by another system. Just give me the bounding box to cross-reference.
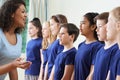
[70,34,75,42]
[91,25,96,31]
[117,21,120,31]
[12,14,14,18]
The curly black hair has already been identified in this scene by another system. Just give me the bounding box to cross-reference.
[0,0,26,33]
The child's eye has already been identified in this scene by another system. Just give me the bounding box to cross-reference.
[80,21,85,25]
[97,25,102,28]
[82,22,85,24]
[22,10,26,13]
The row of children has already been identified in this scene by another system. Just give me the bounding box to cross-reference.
[24,6,120,80]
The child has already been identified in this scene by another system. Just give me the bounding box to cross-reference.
[49,23,79,80]
[93,12,118,80]
[74,12,103,80]
[38,21,54,80]
[44,14,68,80]
[106,6,120,80]
[25,18,42,80]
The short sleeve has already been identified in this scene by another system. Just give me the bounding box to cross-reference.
[65,52,75,65]
[92,43,103,64]
[93,52,98,65]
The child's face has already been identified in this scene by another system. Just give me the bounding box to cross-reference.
[59,27,72,46]
[79,17,92,37]
[96,19,107,41]
[28,22,38,38]
[106,13,118,41]
[50,19,60,36]
[42,22,50,38]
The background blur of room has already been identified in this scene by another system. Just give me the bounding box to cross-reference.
[0,0,120,80]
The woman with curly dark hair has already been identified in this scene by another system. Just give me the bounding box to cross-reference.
[0,0,31,80]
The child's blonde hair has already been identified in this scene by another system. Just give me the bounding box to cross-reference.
[111,6,120,22]
[42,21,55,50]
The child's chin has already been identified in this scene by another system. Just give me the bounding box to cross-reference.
[60,42,63,45]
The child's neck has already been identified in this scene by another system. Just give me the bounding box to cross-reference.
[85,37,97,44]
[118,42,120,49]
[104,39,117,49]
[63,43,74,52]
[117,34,120,49]
[31,36,38,39]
